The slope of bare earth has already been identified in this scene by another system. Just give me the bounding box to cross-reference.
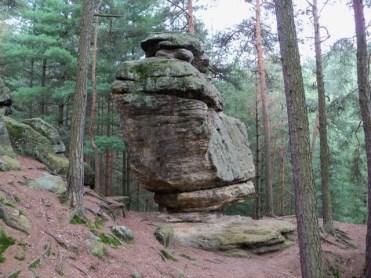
[0,157,366,278]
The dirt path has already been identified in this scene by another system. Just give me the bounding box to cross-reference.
[0,157,367,278]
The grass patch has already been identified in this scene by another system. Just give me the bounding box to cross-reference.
[0,229,15,263]
[98,233,122,248]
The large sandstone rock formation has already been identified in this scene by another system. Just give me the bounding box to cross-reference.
[0,78,20,171]
[113,33,255,212]
[0,77,68,174]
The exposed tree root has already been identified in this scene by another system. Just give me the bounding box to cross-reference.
[320,228,356,249]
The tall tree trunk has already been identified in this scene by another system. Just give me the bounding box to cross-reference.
[256,0,274,216]
[40,58,47,115]
[312,0,334,233]
[67,0,94,214]
[311,111,319,153]
[274,1,324,277]
[187,0,194,33]
[29,59,34,118]
[279,146,285,215]
[255,76,262,219]
[352,1,371,276]
[105,96,113,196]
[89,15,101,195]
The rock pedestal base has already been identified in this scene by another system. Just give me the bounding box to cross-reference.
[155,213,296,255]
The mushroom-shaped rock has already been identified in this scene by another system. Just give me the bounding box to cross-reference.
[112,33,255,212]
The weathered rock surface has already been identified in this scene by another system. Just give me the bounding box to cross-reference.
[155,214,295,255]
[112,225,134,243]
[4,117,68,174]
[0,79,19,171]
[23,118,66,154]
[140,33,209,73]
[0,191,31,234]
[113,33,255,212]
[155,181,255,212]
[0,78,12,115]
[25,173,66,194]
[113,58,223,111]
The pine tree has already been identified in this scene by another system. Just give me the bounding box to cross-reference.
[67,0,94,213]
[352,0,371,276]
[274,0,324,277]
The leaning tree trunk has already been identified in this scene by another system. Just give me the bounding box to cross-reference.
[312,0,334,233]
[67,0,94,214]
[255,0,274,216]
[274,1,324,277]
[352,1,371,276]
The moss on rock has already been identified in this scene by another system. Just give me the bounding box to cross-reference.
[0,155,21,171]
[4,117,68,174]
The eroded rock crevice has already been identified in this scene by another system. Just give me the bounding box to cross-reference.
[112,33,256,212]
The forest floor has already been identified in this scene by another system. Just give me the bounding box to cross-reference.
[0,156,367,278]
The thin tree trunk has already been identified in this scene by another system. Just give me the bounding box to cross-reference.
[122,150,126,196]
[40,58,47,115]
[67,0,94,214]
[105,96,113,196]
[256,0,274,216]
[311,111,319,153]
[312,0,334,233]
[187,0,194,33]
[279,146,285,215]
[29,59,34,118]
[274,1,324,277]
[89,14,101,195]
[352,1,371,276]
[255,75,262,219]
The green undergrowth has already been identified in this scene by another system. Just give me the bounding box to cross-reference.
[97,233,122,247]
[69,214,104,231]
[0,229,15,263]
[70,213,121,252]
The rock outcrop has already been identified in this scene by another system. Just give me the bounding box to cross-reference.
[155,214,295,255]
[4,117,68,174]
[113,33,255,212]
[0,78,20,171]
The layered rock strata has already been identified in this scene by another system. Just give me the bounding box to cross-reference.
[112,33,255,212]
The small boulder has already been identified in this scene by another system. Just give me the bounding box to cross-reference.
[25,173,66,194]
[0,155,20,171]
[85,233,106,258]
[154,224,174,248]
[0,205,31,234]
[112,225,134,243]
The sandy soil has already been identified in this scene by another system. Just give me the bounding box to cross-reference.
[0,156,367,278]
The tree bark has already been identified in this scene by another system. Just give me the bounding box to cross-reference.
[255,75,262,219]
[89,14,101,195]
[352,1,371,276]
[312,0,334,233]
[40,58,47,115]
[274,1,324,277]
[255,0,274,216]
[279,146,285,216]
[187,0,194,33]
[104,96,113,196]
[67,0,94,214]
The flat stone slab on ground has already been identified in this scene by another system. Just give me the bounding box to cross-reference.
[155,214,295,255]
